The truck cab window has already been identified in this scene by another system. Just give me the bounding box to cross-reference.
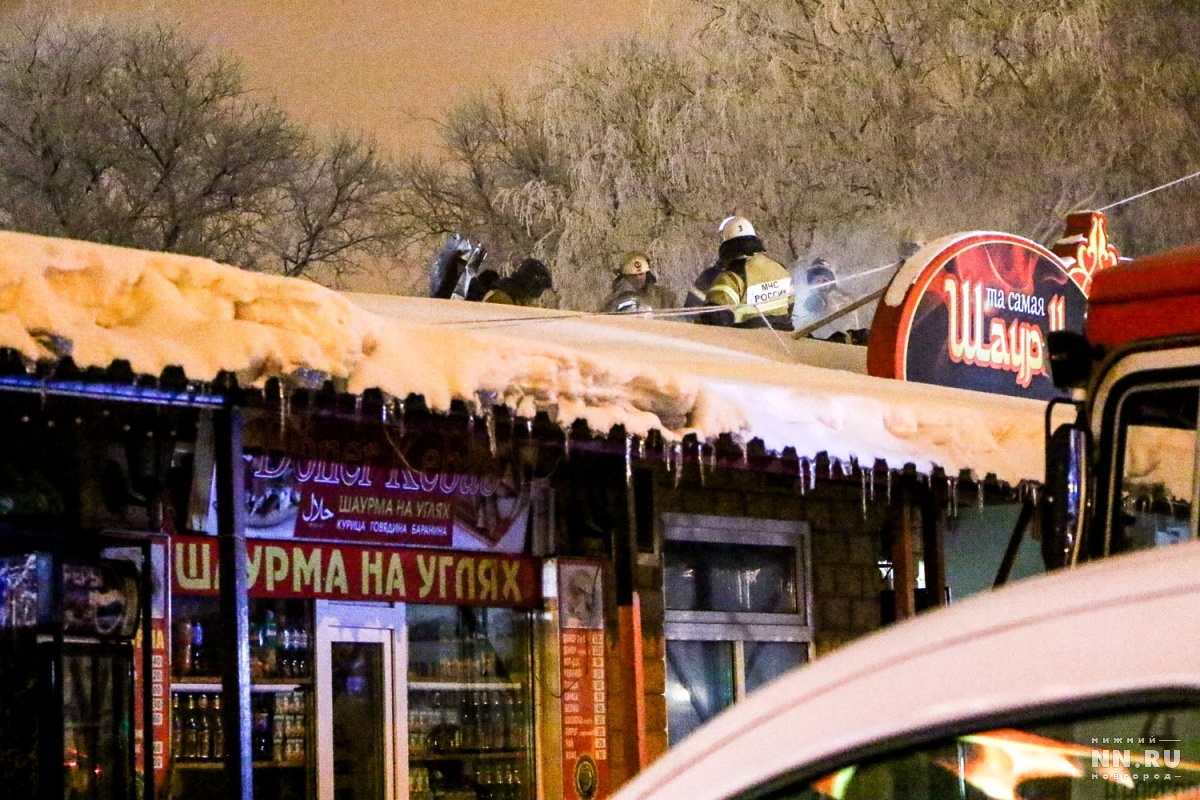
[1113,385,1198,553]
[757,703,1200,800]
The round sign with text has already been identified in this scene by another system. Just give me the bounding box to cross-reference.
[867,232,1087,400]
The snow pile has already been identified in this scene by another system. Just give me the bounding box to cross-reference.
[0,232,1051,484]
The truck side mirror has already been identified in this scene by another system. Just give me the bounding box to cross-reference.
[1042,399,1089,570]
[1047,330,1102,390]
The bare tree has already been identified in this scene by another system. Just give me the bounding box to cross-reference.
[0,15,408,280]
[396,0,1200,310]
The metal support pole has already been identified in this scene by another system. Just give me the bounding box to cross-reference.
[891,486,917,622]
[214,406,252,800]
[920,482,948,608]
[995,497,1036,588]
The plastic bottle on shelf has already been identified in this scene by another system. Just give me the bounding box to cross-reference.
[189,620,205,675]
[480,690,495,751]
[295,625,309,677]
[263,610,279,676]
[251,695,271,760]
[181,694,199,761]
[434,690,448,753]
[196,694,212,760]
[170,694,183,758]
[458,692,474,752]
[279,622,294,678]
[173,619,193,676]
[211,695,225,761]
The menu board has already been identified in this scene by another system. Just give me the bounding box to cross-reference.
[558,561,609,800]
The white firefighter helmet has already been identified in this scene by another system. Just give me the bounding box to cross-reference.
[718,216,756,241]
[619,251,651,276]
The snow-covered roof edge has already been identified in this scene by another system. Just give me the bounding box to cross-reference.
[0,231,1051,485]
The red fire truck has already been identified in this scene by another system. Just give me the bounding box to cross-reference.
[1045,244,1200,567]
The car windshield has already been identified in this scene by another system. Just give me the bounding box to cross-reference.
[779,705,1200,800]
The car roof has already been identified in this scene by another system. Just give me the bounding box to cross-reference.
[615,540,1200,800]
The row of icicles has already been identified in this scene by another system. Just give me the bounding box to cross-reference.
[268,387,1041,521]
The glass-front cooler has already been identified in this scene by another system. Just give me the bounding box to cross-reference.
[0,548,145,800]
[406,605,534,800]
[168,595,314,800]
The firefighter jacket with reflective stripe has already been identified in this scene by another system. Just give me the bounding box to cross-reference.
[704,253,793,325]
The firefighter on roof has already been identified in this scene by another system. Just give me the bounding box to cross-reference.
[702,216,794,329]
[482,258,555,306]
[600,251,677,313]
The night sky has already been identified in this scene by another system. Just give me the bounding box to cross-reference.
[29,0,682,155]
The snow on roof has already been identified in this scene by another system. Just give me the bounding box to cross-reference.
[0,231,1050,484]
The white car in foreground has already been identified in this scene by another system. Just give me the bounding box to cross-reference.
[615,541,1200,800]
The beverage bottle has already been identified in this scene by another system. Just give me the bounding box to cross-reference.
[252,695,271,759]
[501,691,513,752]
[263,610,279,677]
[174,619,193,676]
[430,691,444,751]
[249,615,265,679]
[211,695,225,761]
[190,620,205,675]
[478,691,492,751]
[296,626,309,676]
[170,695,183,759]
[182,694,199,760]
[279,623,294,678]
[196,694,212,760]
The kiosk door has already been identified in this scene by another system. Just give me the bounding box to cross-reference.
[315,603,407,800]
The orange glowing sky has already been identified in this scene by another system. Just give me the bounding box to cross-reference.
[13,0,686,156]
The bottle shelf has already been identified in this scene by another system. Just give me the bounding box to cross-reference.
[172,680,308,693]
[410,750,526,762]
[173,760,307,770]
[408,681,521,692]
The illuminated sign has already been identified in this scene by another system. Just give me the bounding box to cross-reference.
[172,535,540,608]
[1051,210,1121,295]
[868,232,1088,400]
[241,433,530,551]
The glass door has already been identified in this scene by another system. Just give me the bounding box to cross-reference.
[315,604,406,800]
[61,642,136,800]
[406,605,535,800]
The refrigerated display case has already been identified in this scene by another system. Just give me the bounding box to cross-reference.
[168,596,314,800]
[0,543,148,800]
[406,605,534,800]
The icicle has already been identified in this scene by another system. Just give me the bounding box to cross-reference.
[563,428,571,459]
[278,382,288,441]
[673,442,683,489]
[708,444,717,475]
[948,477,958,518]
[526,419,533,437]
[977,479,985,509]
[637,437,646,461]
[809,458,817,493]
[859,467,868,519]
[868,464,876,502]
[485,407,497,458]
[698,444,707,488]
[624,435,633,489]
[739,442,747,469]
[798,457,808,495]
[886,469,893,503]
